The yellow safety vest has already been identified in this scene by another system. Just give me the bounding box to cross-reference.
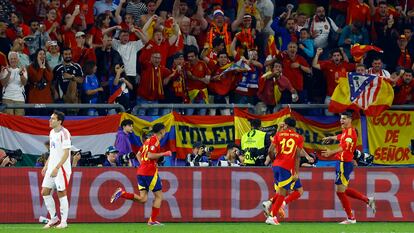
[241,129,266,165]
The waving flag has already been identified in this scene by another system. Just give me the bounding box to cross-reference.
[350,44,383,62]
[208,60,250,95]
[266,35,279,57]
[329,72,394,116]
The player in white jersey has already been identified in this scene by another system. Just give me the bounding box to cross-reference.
[41,110,71,229]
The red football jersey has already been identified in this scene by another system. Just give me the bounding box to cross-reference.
[272,129,304,172]
[137,135,160,176]
[336,127,357,162]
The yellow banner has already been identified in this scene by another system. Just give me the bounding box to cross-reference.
[173,112,234,159]
[235,108,363,155]
[367,111,414,165]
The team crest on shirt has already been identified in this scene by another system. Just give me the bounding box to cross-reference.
[151,145,155,150]
[51,141,56,149]
[324,25,329,30]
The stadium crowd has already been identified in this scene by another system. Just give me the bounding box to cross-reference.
[0,0,413,117]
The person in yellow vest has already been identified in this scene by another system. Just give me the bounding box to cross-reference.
[241,118,270,166]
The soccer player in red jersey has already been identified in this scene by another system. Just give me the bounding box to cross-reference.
[265,117,304,225]
[322,111,376,224]
[110,123,172,226]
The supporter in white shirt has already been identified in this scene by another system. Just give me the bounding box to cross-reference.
[367,57,391,79]
[112,29,147,83]
[41,111,72,229]
[309,6,339,49]
[0,51,27,115]
[94,0,118,15]
[256,0,274,35]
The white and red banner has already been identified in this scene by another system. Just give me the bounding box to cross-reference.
[1,167,413,222]
[0,114,121,155]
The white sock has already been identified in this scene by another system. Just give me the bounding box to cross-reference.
[43,195,57,219]
[59,196,69,223]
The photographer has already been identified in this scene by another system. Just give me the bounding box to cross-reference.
[0,149,17,167]
[217,143,244,167]
[36,141,50,167]
[186,142,211,167]
[70,145,81,167]
[103,146,122,167]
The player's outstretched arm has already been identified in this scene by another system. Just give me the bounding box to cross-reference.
[148,151,172,160]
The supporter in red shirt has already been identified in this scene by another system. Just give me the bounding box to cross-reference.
[73,2,95,28]
[11,0,37,22]
[184,46,211,115]
[395,35,413,70]
[313,47,355,115]
[136,51,174,116]
[277,42,311,103]
[89,13,120,48]
[71,31,96,67]
[392,69,414,105]
[61,6,84,48]
[6,12,31,41]
[44,9,61,42]
[140,17,179,67]
[346,0,371,26]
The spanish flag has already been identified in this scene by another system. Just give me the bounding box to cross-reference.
[350,44,383,63]
[329,72,394,116]
[266,35,279,57]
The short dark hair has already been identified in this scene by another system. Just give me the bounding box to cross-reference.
[120,119,133,128]
[250,119,261,128]
[53,110,65,124]
[152,123,165,133]
[62,47,72,53]
[284,117,296,127]
[217,49,228,58]
[212,37,224,48]
[185,45,199,58]
[341,110,354,119]
[404,69,413,75]
[227,142,238,150]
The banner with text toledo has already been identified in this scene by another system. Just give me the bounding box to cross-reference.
[173,112,234,159]
[367,110,414,165]
[234,108,363,158]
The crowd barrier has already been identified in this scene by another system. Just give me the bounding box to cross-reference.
[1,167,413,223]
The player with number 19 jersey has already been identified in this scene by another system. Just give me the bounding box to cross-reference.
[272,129,304,173]
[137,135,160,176]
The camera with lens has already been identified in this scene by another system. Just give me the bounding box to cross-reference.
[4,149,23,161]
[202,146,214,153]
[35,78,47,90]
[78,151,105,166]
[119,152,136,165]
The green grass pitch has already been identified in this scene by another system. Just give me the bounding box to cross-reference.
[0,223,412,233]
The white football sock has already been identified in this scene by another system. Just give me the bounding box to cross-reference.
[43,195,57,219]
[59,196,69,223]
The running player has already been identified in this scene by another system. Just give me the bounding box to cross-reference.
[265,117,304,225]
[321,111,376,224]
[110,123,172,226]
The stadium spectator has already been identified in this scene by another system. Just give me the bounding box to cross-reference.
[217,143,243,167]
[61,6,83,49]
[186,142,210,167]
[6,12,30,41]
[72,31,96,67]
[256,0,274,36]
[24,21,51,56]
[338,21,369,59]
[258,61,298,113]
[309,5,340,58]
[139,0,162,27]
[271,13,297,51]
[184,46,210,116]
[367,56,391,79]
[125,0,147,26]
[27,49,53,115]
[205,8,232,55]
[0,149,17,167]
[11,38,30,67]
[108,64,133,112]
[312,47,355,115]
[114,119,133,164]
[180,17,199,51]
[89,13,120,48]
[392,69,414,105]
[345,0,371,27]
[395,34,414,71]
[45,40,62,70]
[102,146,122,167]
[0,18,12,56]
[53,47,84,106]
[0,51,27,115]
[43,8,61,42]
[172,0,189,25]
[94,0,117,16]
[82,61,103,116]
[297,28,314,64]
